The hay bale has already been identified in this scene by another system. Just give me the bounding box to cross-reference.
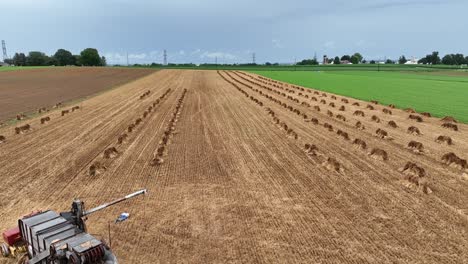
[324,157,344,172]
[407,141,424,153]
[355,121,365,130]
[441,116,457,123]
[441,123,458,131]
[104,147,119,159]
[353,110,365,117]
[150,157,164,166]
[382,108,392,115]
[387,121,397,128]
[337,130,350,140]
[323,123,333,132]
[435,135,453,145]
[375,128,388,139]
[409,114,423,122]
[118,134,128,144]
[352,138,367,149]
[336,114,346,122]
[407,126,421,135]
[369,148,388,161]
[89,162,106,177]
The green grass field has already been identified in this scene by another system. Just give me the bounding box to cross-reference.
[251,71,468,123]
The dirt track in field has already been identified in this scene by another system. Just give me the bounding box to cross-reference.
[0,67,155,122]
[0,70,467,263]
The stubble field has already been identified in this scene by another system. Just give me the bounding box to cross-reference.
[0,67,155,123]
[0,69,467,263]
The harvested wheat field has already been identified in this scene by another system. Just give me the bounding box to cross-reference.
[0,67,155,123]
[0,70,467,263]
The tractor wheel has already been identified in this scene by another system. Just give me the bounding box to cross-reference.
[1,243,10,257]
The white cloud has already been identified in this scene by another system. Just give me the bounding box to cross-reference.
[200,51,237,60]
[190,49,201,55]
[129,53,147,59]
[104,51,163,64]
[272,39,284,48]
[323,41,336,49]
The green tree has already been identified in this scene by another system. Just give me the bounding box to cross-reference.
[297,58,318,65]
[398,55,407,64]
[53,49,75,66]
[333,56,340,64]
[421,51,440,65]
[73,55,82,66]
[350,55,359,64]
[352,53,363,63]
[453,54,465,65]
[26,51,49,66]
[101,56,107,66]
[385,59,395,64]
[340,55,351,61]
[442,54,455,65]
[430,51,441,64]
[369,60,376,64]
[80,48,101,66]
[3,58,14,65]
[13,53,27,66]
[418,57,428,64]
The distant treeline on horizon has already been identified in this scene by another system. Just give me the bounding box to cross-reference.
[2,48,106,67]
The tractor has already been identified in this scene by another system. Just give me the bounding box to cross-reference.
[1,189,146,263]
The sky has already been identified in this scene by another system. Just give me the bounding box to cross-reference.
[0,0,466,64]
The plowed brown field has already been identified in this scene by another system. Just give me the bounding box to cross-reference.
[0,70,467,263]
[0,67,155,122]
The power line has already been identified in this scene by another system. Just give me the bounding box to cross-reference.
[2,40,8,61]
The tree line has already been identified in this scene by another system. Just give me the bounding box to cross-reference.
[297,51,468,66]
[4,48,106,67]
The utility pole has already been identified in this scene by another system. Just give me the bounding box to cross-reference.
[163,50,167,66]
[294,57,297,71]
[126,52,129,66]
[252,53,256,65]
[2,40,8,62]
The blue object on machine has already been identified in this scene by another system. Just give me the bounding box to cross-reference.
[115,212,130,223]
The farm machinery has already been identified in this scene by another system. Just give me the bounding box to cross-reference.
[1,189,147,264]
